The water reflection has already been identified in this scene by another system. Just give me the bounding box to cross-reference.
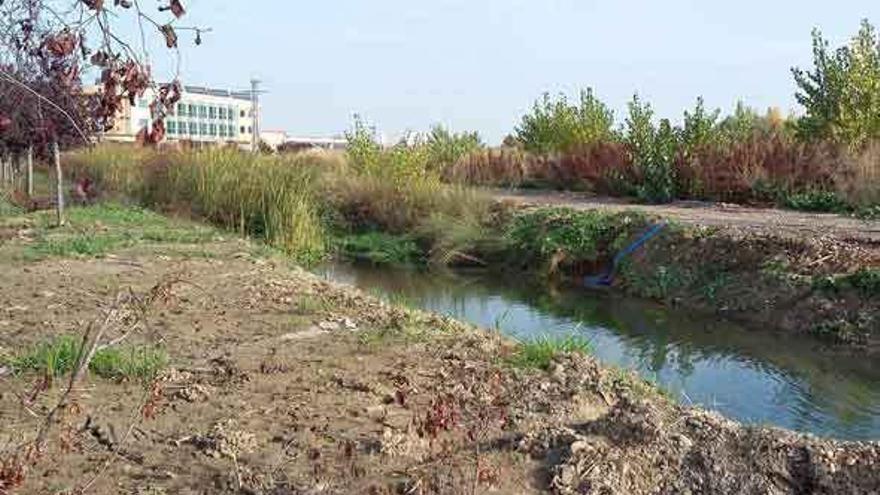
[315,263,880,440]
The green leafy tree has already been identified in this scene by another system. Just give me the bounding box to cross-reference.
[680,97,720,158]
[515,89,615,153]
[624,94,677,203]
[345,114,382,175]
[625,94,655,168]
[717,101,763,143]
[793,19,880,147]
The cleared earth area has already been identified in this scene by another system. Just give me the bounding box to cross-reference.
[0,205,878,494]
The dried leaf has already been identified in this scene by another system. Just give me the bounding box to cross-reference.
[82,0,104,10]
[169,0,185,18]
[160,24,178,48]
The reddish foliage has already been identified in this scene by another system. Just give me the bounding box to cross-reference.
[676,133,843,203]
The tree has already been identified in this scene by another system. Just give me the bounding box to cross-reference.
[0,0,205,223]
[793,19,880,148]
[623,94,677,203]
[515,89,615,154]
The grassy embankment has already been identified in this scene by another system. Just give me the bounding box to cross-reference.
[63,144,879,348]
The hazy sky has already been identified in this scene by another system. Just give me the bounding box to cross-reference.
[144,0,880,143]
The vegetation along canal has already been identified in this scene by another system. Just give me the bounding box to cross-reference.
[316,261,880,441]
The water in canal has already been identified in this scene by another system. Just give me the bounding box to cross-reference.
[315,262,880,441]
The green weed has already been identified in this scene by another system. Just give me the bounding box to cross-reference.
[26,234,125,258]
[5,335,168,382]
[335,232,421,265]
[814,269,880,297]
[783,190,849,213]
[507,334,593,370]
[505,208,649,272]
[89,346,169,381]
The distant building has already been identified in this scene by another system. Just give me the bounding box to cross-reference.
[260,130,288,150]
[90,84,258,150]
[278,135,347,152]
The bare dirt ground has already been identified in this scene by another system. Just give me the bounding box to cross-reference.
[492,189,880,246]
[0,207,878,494]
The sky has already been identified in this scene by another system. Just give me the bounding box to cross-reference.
[140,0,880,144]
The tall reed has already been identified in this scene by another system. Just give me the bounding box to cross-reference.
[69,146,329,264]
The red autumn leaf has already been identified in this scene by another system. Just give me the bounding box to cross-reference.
[90,51,108,67]
[0,114,12,133]
[45,32,78,57]
[82,0,104,10]
[169,0,186,18]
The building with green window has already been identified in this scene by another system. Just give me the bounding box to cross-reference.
[94,84,258,150]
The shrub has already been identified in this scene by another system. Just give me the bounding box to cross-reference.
[345,115,384,175]
[837,141,880,207]
[504,207,649,274]
[554,142,636,195]
[783,190,848,212]
[425,125,483,172]
[675,132,843,203]
[514,89,615,153]
[442,147,529,187]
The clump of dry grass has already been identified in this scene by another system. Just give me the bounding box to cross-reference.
[445,143,634,193]
[837,142,880,207]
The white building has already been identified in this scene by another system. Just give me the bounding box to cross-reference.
[94,85,257,149]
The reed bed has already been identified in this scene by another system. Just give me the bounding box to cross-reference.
[68,145,331,263]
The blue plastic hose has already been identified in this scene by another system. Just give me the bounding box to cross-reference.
[584,222,667,288]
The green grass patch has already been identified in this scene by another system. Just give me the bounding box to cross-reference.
[26,234,127,258]
[4,335,168,382]
[0,190,22,218]
[508,334,593,370]
[335,231,422,265]
[23,203,217,260]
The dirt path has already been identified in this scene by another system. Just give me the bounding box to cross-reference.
[493,189,880,245]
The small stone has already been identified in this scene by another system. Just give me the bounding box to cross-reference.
[558,465,576,486]
[551,363,566,383]
[673,434,694,450]
[366,405,387,421]
[570,440,591,455]
[318,321,341,331]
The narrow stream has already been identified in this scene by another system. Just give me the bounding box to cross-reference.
[316,262,880,441]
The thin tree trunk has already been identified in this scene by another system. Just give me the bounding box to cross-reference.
[26,145,34,197]
[53,141,64,226]
[0,151,6,185]
[10,153,17,188]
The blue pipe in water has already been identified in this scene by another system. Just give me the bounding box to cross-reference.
[584,222,667,288]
